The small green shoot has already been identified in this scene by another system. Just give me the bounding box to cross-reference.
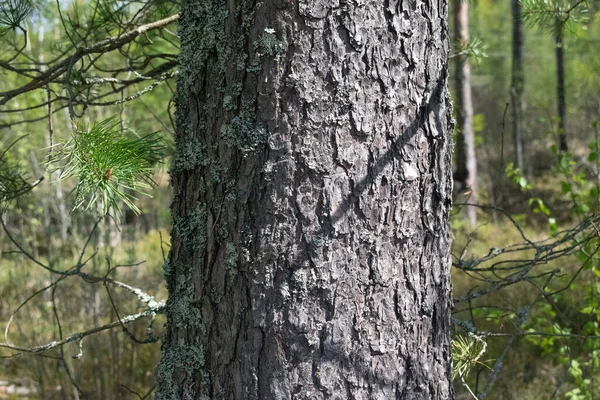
[56,116,166,218]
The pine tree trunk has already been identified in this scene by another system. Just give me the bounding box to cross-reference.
[556,31,567,152]
[453,0,477,226]
[156,1,454,399]
[511,0,525,171]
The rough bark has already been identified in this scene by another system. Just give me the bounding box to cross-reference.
[556,31,567,152]
[156,0,454,399]
[453,0,477,226]
[511,0,525,171]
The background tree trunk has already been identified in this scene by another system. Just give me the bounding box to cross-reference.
[556,29,568,152]
[156,1,454,399]
[511,0,526,171]
[453,0,477,226]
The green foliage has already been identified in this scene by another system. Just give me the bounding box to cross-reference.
[56,116,166,217]
[452,334,490,379]
[518,127,600,397]
[0,137,32,210]
[472,113,486,134]
[507,162,557,229]
[506,162,532,191]
[473,113,486,146]
[452,36,488,65]
[521,0,589,37]
[565,359,593,400]
[0,0,32,32]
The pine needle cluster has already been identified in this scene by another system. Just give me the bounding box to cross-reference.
[57,116,166,218]
[521,0,589,37]
[452,37,488,65]
[452,334,489,379]
[0,0,31,33]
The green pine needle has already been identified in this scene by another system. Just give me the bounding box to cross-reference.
[452,334,490,379]
[57,116,166,218]
[0,156,31,211]
[452,37,488,66]
[0,0,32,31]
[0,136,35,211]
[521,0,589,37]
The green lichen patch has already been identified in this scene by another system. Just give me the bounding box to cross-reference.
[223,94,235,111]
[176,2,229,96]
[220,116,267,155]
[172,204,207,261]
[209,160,227,184]
[174,204,206,237]
[246,59,262,73]
[172,136,209,171]
[169,286,205,329]
[255,27,283,58]
[155,343,205,400]
[226,242,239,277]
[222,82,244,111]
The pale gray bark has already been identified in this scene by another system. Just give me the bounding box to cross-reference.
[453,0,477,226]
[40,24,70,242]
[156,0,454,399]
[52,173,70,242]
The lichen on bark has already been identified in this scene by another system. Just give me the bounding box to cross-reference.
[156,0,455,399]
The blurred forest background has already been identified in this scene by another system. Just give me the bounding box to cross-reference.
[0,0,600,399]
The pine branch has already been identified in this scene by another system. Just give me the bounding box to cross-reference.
[0,306,164,355]
[0,12,180,106]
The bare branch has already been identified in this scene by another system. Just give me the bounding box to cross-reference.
[0,307,163,355]
[0,13,180,106]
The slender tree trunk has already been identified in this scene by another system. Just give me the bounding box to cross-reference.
[556,30,568,152]
[39,24,71,243]
[156,1,454,399]
[27,150,52,232]
[453,0,477,226]
[511,0,525,171]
